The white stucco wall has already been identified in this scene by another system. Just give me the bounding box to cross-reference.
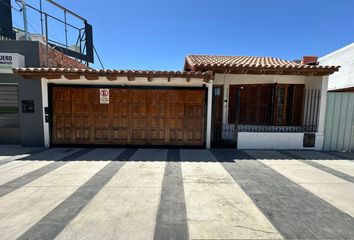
[213,73,327,150]
[319,42,354,90]
[237,132,324,150]
[45,76,206,87]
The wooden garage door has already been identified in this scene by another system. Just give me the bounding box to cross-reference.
[51,86,206,146]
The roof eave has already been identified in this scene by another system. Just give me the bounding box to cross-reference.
[191,65,340,76]
[12,68,214,82]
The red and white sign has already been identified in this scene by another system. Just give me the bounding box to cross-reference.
[99,89,109,104]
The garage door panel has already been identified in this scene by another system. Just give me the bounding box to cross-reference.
[170,130,184,141]
[150,129,164,141]
[52,87,205,146]
[75,128,90,140]
[54,127,72,141]
[73,102,90,114]
[196,105,204,115]
[113,129,129,140]
[54,115,71,127]
[132,117,146,128]
[132,129,147,142]
[52,89,63,101]
[93,129,110,140]
[113,104,129,114]
[54,102,71,114]
[94,104,109,114]
[71,89,90,101]
[150,117,165,128]
[93,117,108,127]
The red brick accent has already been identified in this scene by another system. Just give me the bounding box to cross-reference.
[301,56,318,65]
[38,42,88,68]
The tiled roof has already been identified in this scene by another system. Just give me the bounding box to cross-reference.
[13,68,213,80]
[184,55,340,75]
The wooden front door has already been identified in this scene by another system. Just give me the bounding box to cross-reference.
[51,86,206,146]
[211,85,224,147]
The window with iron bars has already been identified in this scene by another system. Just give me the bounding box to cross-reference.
[228,84,320,132]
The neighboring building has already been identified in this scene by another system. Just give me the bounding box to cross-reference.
[0,41,88,146]
[0,0,93,146]
[12,55,338,149]
[319,42,354,91]
[319,43,354,152]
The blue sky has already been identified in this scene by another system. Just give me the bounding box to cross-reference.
[11,0,354,69]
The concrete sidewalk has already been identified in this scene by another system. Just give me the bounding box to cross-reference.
[0,147,353,239]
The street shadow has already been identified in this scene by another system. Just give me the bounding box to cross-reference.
[6,147,354,163]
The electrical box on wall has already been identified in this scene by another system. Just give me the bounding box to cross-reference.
[303,133,316,147]
[21,100,34,113]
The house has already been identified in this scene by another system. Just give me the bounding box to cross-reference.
[11,55,338,149]
[184,55,338,149]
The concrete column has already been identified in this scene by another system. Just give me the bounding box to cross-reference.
[41,78,50,147]
[222,75,229,125]
[316,76,329,150]
[206,81,213,148]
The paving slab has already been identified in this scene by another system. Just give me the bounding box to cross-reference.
[285,150,340,160]
[182,161,281,240]
[0,159,108,240]
[55,161,165,240]
[263,160,354,218]
[73,148,126,161]
[0,148,92,197]
[0,148,51,166]
[313,160,354,177]
[0,161,52,185]
[16,148,133,240]
[211,150,354,239]
[180,149,217,162]
[154,149,189,240]
[244,150,290,160]
[130,149,167,161]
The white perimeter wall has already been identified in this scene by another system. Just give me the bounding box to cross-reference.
[214,73,327,150]
[238,132,324,150]
[319,42,354,90]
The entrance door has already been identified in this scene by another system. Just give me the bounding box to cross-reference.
[211,85,238,148]
[51,86,206,147]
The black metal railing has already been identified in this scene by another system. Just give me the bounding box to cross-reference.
[6,0,93,64]
[237,124,317,132]
[303,88,321,129]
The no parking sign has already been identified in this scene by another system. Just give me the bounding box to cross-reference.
[99,89,109,104]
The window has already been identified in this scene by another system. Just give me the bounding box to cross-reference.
[228,84,304,126]
[273,84,304,125]
[0,84,19,128]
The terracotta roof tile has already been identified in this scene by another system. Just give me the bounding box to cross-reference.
[12,68,214,81]
[184,55,340,75]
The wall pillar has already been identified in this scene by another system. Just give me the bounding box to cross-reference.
[206,81,213,148]
[41,78,50,147]
[316,76,329,150]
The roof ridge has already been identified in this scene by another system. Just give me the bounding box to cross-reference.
[186,54,297,62]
